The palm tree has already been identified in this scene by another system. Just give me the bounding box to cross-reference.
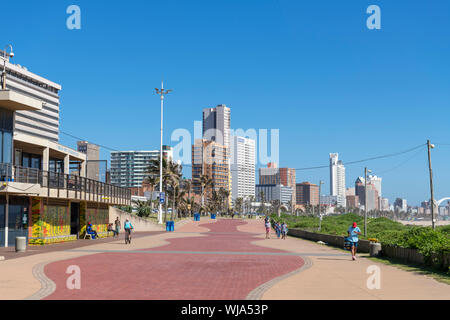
[234,197,243,215]
[194,174,213,215]
[132,199,151,218]
[271,199,281,217]
[258,191,266,215]
[145,158,181,222]
[219,187,230,215]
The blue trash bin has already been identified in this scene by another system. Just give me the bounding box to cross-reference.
[166,221,170,231]
[170,221,175,231]
[211,214,216,219]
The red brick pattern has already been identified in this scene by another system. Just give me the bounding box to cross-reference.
[43,220,304,300]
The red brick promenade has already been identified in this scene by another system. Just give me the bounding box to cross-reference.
[43,219,304,300]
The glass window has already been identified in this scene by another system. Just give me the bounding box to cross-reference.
[2,131,12,164]
[22,153,30,168]
[0,204,4,229]
[31,156,41,169]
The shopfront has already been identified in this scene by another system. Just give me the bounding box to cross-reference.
[0,196,29,247]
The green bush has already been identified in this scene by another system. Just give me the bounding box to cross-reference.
[273,213,450,272]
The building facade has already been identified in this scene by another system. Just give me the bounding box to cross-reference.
[346,195,359,209]
[1,49,61,142]
[296,182,319,206]
[259,163,296,209]
[203,104,231,147]
[329,153,346,208]
[256,184,293,205]
[192,139,230,199]
[230,136,255,201]
[110,146,173,188]
[0,50,130,247]
[77,141,103,182]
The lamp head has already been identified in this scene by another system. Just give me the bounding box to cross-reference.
[9,51,14,58]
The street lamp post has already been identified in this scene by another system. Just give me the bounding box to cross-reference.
[155,82,172,224]
[427,140,436,230]
[364,167,372,237]
[318,180,324,231]
[1,44,14,90]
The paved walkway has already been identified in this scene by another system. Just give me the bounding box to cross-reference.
[0,218,449,300]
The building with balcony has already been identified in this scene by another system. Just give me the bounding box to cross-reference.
[110,146,173,188]
[0,49,130,247]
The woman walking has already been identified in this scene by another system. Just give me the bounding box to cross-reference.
[264,217,271,239]
[275,222,281,239]
[281,222,288,240]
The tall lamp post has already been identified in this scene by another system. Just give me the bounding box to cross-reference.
[364,167,372,237]
[155,82,172,224]
[1,44,14,90]
[427,140,436,230]
[318,180,324,231]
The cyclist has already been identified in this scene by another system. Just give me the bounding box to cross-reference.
[124,219,134,244]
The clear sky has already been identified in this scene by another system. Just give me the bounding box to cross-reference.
[3,0,450,206]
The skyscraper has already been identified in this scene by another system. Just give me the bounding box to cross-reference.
[296,182,319,206]
[230,136,255,201]
[192,139,230,198]
[202,104,231,147]
[329,153,346,208]
[259,163,296,209]
[110,147,173,188]
[196,104,232,204]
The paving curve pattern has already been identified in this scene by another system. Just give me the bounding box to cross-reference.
[42,219,305,300]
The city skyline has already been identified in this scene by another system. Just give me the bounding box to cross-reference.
[3,1,450,206]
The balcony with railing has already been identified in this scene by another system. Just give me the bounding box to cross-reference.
[0,163,131,206]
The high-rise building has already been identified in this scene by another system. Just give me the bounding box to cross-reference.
[1,49,61,142]
[380,198,390,211]
[199,104,232,204]
[355,177,380,211]
[259,163,296,209]
[296,182,319,206]
[329,153,346,208]
[192,139,230,199]
[230,136,255,201]
[346,187,355,196]
[365,184,379,211]
[368,175,382,197]
[256,184,292,205]
[394,198,408,213]
[203,104,231,147]
[346,195,359,209]
[110,146,173,188]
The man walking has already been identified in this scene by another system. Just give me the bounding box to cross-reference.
[114,217,121,238]
[347,222,361,260]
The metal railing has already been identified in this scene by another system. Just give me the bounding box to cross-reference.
[0,163,131,205]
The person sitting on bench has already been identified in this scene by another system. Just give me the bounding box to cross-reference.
[108,223,118,237]
[86,222,98,239]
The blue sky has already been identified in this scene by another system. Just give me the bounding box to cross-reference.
[3,0,450,205]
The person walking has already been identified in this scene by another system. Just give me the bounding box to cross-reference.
[281,222,288,240]
[114,217,121,238]
[347,222,361,260]
[124,219,134,244]
[275,222,281,239]
[264,218,271,239]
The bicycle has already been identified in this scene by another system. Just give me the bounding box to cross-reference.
[125,228,132,244]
